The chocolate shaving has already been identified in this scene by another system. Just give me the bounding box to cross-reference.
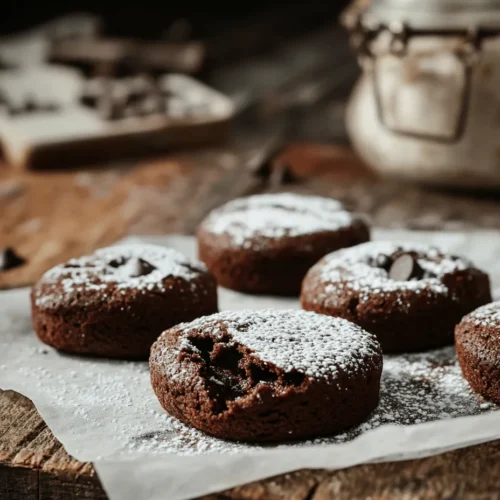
[373,254,392,271]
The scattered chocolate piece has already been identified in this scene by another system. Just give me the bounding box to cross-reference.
[121,257,157,277]
[108,256,126,268]
[80,76,173,120]
[388,253,424,281]
[373,254,392,271]
[0,247,26,271]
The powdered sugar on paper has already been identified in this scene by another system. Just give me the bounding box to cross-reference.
[4,325,495,459]
[3,232,500,500]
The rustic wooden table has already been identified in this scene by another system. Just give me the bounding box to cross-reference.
[2,140,500,499]
[3,12,500,497]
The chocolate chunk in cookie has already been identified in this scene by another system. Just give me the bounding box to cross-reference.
[150,309,382,442]
[301,241,491,353]
[31,243,218,359]
[388,253,424,281]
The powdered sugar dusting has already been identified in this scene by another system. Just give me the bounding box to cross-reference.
[311,241,475,305]
[126,347,498,454]
[5,327,495,458]
[2,232,500,476]
[173,309,381,380]
[201,193,360,248]
[34,243,207,308]
[465,301,500,327]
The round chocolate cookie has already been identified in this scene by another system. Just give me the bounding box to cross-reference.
[197,193,370,296]
[31,243,218,359]
[150,309,382,442]
[456,302,500,404]
[301,242,491,353]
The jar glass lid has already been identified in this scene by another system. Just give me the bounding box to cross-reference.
[365,0,500,30]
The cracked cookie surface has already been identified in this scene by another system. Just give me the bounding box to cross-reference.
[150,309,383,442]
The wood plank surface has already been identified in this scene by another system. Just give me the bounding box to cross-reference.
[3,388,500,499]
[4,8,500,499]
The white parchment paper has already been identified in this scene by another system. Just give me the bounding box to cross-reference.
[2,230,500,500]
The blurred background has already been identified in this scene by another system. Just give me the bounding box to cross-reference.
[0,1,350,36]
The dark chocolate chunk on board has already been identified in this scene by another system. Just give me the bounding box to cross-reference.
[0,66,234,170]
[79,76,168,120]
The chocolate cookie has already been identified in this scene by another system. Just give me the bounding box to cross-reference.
[197,193,370,296]
[31,243,218,359]
[150,309,382,442]
[456,302,500,404]
[301,242,491,353]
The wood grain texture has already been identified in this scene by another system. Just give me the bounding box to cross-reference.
[3,387,500,500]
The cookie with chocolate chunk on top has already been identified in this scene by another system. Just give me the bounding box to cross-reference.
[31,243,218,358]
[150,309,382,442]
[301,241,491,353]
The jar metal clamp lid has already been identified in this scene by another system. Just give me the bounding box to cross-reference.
[342,0,500,142]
